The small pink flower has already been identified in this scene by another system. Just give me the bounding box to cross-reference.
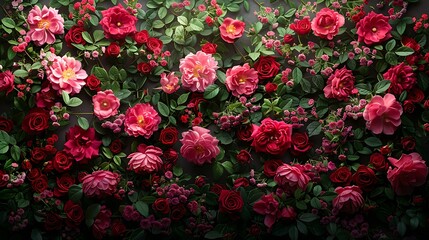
[356,11,392,45]
[47,55,88,95]
[311,8,345,40]
[160,72,180,94]
[27,5,64,46]
[274,164,310,192]
[92,90,120,120]
[127,144,163,174]
[0,70,14,95]
[253,194,279,228]
[180,126,220,165]
[363,93,403,135]
[383,63,416,95]
[323,67,358,101]
[225,63,259,97]
[64,126,102,163]
[124,103,161,138]
[333,186,364,214]
[179,51,218,92]
[82,170,119,198]
[219,18,246,43]
[99,4,137,40]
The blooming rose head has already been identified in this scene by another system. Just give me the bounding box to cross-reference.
[387,153,428,196]
[330,166,352,186]
[274,163,310,192]
[65,25,86,47]
[253,56,280,81]
[218,190,244,214]
[180,126,220,165]
[92,90,120,120]
[225,63,259,97]
[253,194,279,228]
[333,186,364,214]
[22,108,50,134]
[124,103,161,138]
[352,165,378,191]
[64,126,102,162]
[99,4,137,40]
[363,93,402,135]
[27,5,64,46]
[251,118,292,155]
[219,18,245,43]
[290,17,312,35]
[160,72,180,94]
[356,11,392,45]
[201,42,218,54]
[134,30,149,45]
[383,63,417,95]
[311,8,345,40]
[82,170,119,198]
[179,51,218,92]
[47,55,88,95]
[0,70,14,95]
[323,67,358,101]
[290,132,312,155]
[127,144,163,174]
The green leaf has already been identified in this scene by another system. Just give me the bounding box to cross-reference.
[204,84,220,100]
[134,201,149,217]
[77,116,89,130]
[189,18,204,32]
[364,137,383,147]
[177,16,188,25]
[173,166,183,177]
[62,91,70,104]
[115,89,131,100]
[221,161,234,174]
[0,141,9,154]
[13,69,28,78]
[205,231,223,239]
[31,228,43,240]
[11,145,20,161]
[67,97,83,107]
[213,162,224,179]
[177,92,190,105]
[157,101,170,117]
[374,80,391,94]
[68,184,83,202]
[299,213,319,222]
[216,131,233,145]
[385,39,396,52]
[395,46,414,56]
[289,225,299,240]
[81,31,93,44]
[1,18,15,28]
[307,121,322,137]
[385,52,398,65]
[158,7,167,19]
[152,20,165,29]
[249,52,260,61]
[292,68,303,84]
[85,204,101,226]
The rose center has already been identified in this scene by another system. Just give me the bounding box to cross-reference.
[238,76,247,84]
[226,24,236,34]
[62,68,76,81]
[101,101,110,109]
[137,115,145,127]
[195,145,205,153]
[372,27,377,32]
[117,22,122,27]
[38,19,51,29]
[193,64,203,78]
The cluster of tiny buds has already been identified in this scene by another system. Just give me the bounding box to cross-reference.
[5,171,26,188]
[283,106,309,127]
[344,99,367,120]
[156,183,195,206]
[101,114,125,133]
[8,208,28,231]
[50,102,70,127]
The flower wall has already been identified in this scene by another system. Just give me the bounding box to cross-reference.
[1,0,429,239]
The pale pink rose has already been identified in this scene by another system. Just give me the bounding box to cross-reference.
[333,186,364,214]
[127,144,163,174]
[219,18,245,43]
[160,72,180,94]
[92,90,120,120]
[47,55,88,95]
[225,63,259,97]
[311,8,345,40]
[253,194,279,228]
[64,126,102,163]
[124,103,161,138]
[363,93,403,135]
[180,126,220,165]
[0,70,14,95]
[383,63,416,95]
[99,4,137,40]
[82,170,119,198]
[323,67,358,101]
[356,11,392,45]
[274,164,310,192]
[387,153,428,196]
[179,51,218,92]
[27,5,64,46]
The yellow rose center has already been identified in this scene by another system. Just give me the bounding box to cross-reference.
[195,145,205,153]
[238,76,246,84]
[137,115,145,127]
[62,68,76,82]
[38,19,51,29]
[226,24,236,34]
[101,101,109,108]
[372,27,377,32]
[117,22,122,27]
[193,64,203,78]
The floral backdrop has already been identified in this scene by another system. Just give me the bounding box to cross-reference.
[0,0,429,239]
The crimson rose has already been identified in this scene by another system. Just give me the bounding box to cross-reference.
[218,190,244,214]
[65,25,86,47]
[253,56,280,80]
[251,118,292,155]
[21,108,50,134]
[329,166,352,186]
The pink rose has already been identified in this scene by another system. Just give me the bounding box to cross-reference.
[92,90,120,120]
[124,103,161,138]
[274,163,310,192]
[311,8,345,40]
[64,126,102,163]
[251,118,293,155]
[225,63,259,97]
[179,51,218,92]
[253,194,279,228]
[219,18,245,43]
[356,11,392,45]
[27,5,64,46]
[47,55,88,95]
[383,63,416,95]
[387,153,428,196]
[99,4,137,40]
[180,126,220,165]
[160,72,180,94]
[333,186,364,214]
[323,67,358,101]
[0,70,14,95]
[127,144,163,174]
[363,93,402,135]
[82,170,119,198]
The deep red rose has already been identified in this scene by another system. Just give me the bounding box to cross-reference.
[0,170,8,187]
[153,198,170,214]
[106,42,121,57]
[291,132,312,155]
[370,152,388,171]
[218,190,244,214]
[253,56,280,80]
[159,127,179,145]
[251,118,292,155]
[31,147,47,164]
[44,212,63,231]
[402,36,421,52]
[194,176,206,187]
[233,177,249,189]
[137,62,152,74]
[134,30,149,46]
[329,166,352,186]
[283,34,294,43]
[64,200,84,226]
[290,18,312,35]
[201,42,218,54]
[403,100,415,113]
[22,108,50,134]
[65,25,86,47]
[170,204,186,221]
[31,175,49,193]
[54,174,75,197]
[111,220,127,237]
[21,159,32,170]
[44,161,54,173]
[380,145,391,155]
[263,159,283,177]
[352,165,377,191]
[146,37,163,54]
[163,148,178,163]
[109,139,123,154]
[188,93,206,111]
[236,149,251,164]
[210,184,226,195]
[383,62,416,95]
[236,124,254,142]
[86,75,101,91]
[265,82,278,93]
[27,168,42,181]
[53,151,73,173]
[0,116,13,132]
[407,87,424,103]
[401,136,416,151]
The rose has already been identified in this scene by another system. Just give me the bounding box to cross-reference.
[253,56,280,81]
[201,42,218,54]
[146,37,163,54]
[323,67,358,101]
[82,170,119,198]
[263,159,283,177]
[225,63,259,97]
[218,190,244,214]
[159,72,180,94]
[92,90,120,120]
[127,144,163,174]
[210,184,226,195]
[233,177,249,189]
[180,126,220,165]
[274,163,310,192]
[236,124,254,142]
[0,116,13,132]
[65,25,86,47]
[64,200,84,226]
[333,186,364,214]
[383,63,416,95]
[402,36,421,52]
[100,4,137,40]
[311,8,345,40]
[21,108,49,134]
[86,75,101,91]
[356,11,392,45]
[407,87,424,103]
[137,62,152,74]
[329,166,352,186]
[283,34,294,43]
[159,127,179,145]
[251,118,292,155]
[363,94,402,135]
[124,103,161,138]
[105,42,121,57]
[44,212,63,231]
[0,70,14,95]
[265,83,277,93]
[400,136,415,151]
[52,151,73,173]
[219,18,245,43]
[170,204,186,221]
[290,132,312,155]
[236,149,251,164]
[134,30,149,45]
[53,174,74,197]
[153,198,170,214]
[109,139,123,154]
[279,206,297,220]
[163,148,178,163]
[26,5,64,46]
[370,152,388,171]
[253,194,279,228]
[27,169,42,181]
[403,100,415,113]
[290,17,311,35]
[31,147,46,164]
[31,175,49,193]
[0,170,8,187]
[352,165,377,191]
[179,51,218,92]
[111,220,126,237]
[64,126,102,162]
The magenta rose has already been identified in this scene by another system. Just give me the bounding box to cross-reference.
[333,186,364,214]
[26,5,64,46]
[92,90,120,120]
[127,144,163,174]
[124,103,161,138]
[274,163,310,192]
[363,93,402,135]
[180,126,220,165]
[356,11,392,45]
[311,8,345,40]
[251,118,292,155]
[64,126,102,163]
[99,4,137,40]
[387,153,428,196]
[219,18,245,43]
[383,63,416,95]
[0,70,14,95]
[323,67,358,101]
[225,63,259,97]
[253,194,279,228]
[82,170,119,198]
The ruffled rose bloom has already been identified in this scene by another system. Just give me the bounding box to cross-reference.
[383,63,416,95]
[363,93,402,135]
[332,186,364,214]
[127,144,163,174]
[290,17,312,35]
[179,51,218,92]
[253,194,279,228]
[160,72,180,94]
[82,170,119,198]
[356,11,392,45]
[253,56,280,81]
[225,63,259,97]
[311,8,345,40]
[47,55,88,95]
[92,90,120,120]
[99,4,137,40]
[219,18,245,43]
[387,153,428,196]
[0,70,14,95]
[251,118,293,155]
[65,25,86,47]
[27,5,64,46]
[64,126,102,163]
[180,126,220,165]
[124,103,161,138]
[323,67,358,101]
[275,164,310,192]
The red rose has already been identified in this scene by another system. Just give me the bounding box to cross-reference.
[44,212,63,231]
[352,165,377,191]
[253,56,280,81]
[22,108,49,134]
[291,132,312,155]
[210,184,226,195]
[0,70,14,95]
[402,36,421,52]
[64,200,84,226]
[54,174,75,197]
[27,168,42,181]
[403,100,415,113]
[380,145,391,155]
[218,190,244,214]
[134,30,149,46]
[236,124,254,142]
[170,204,186,221]
[407,87,424,103]
[86,75,101,91]
[265,83,278,93]
[201,42,217,54]
[31,147,47,164]
[99,4,137,40]
[401,136,416,151]
[290,18,312,35]
[146,37,163,54]
[31,175,49,193]
[152,198,170,214]
[137,62,153,74]
[159,127,179,145]
[111,220,127,237]
[370,153,388,171]
[0,116,13,132]
[65,25,86,47]
[283,34,294,43]
[329,166,352,186]
[109,139,123,154]
[194,176,206,187]
[21,159,32,170]
[233,178,249,189]
[384,63,416,95]
[263,159,283,177]
[0,170,8,187]
[163,148,178,163]
[251,118,292,155]
[53,151,73,173]
[236,149,251,164]
[106,42,121,57]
